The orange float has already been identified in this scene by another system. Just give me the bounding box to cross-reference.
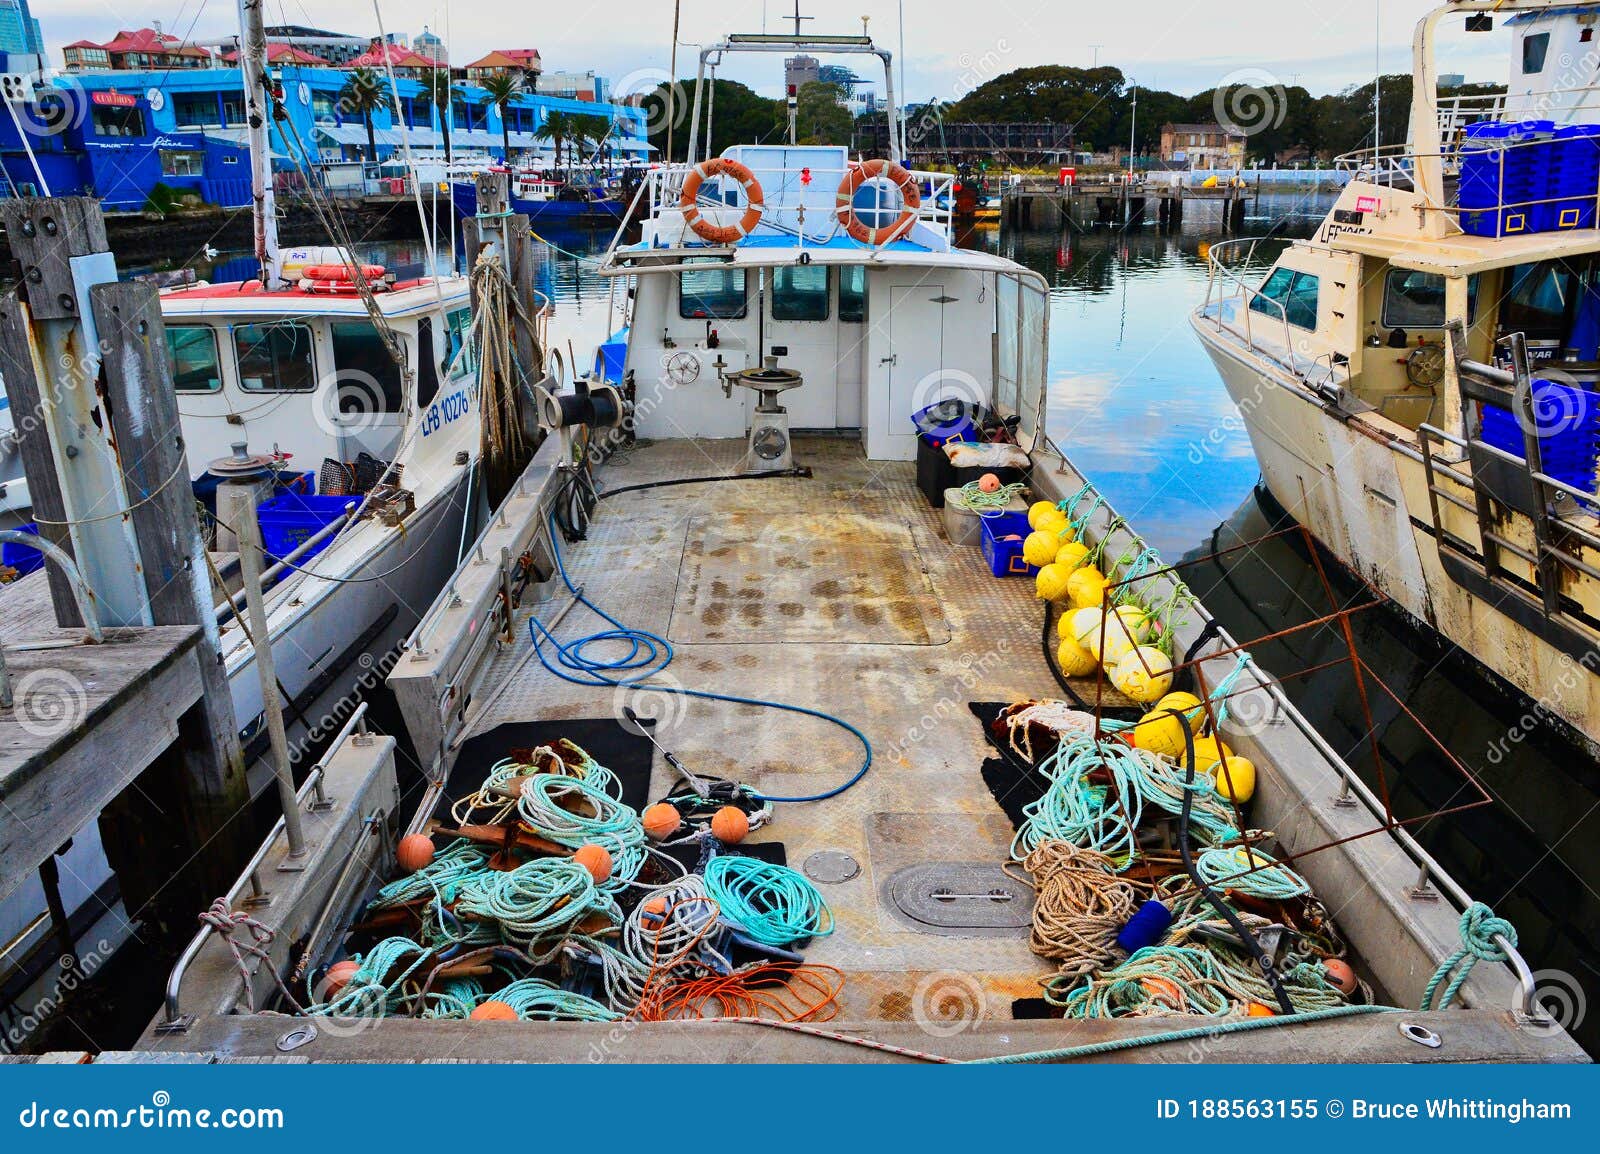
[710,805,750,844]
[470,1000,519,1021]
[679,158,765,244]
[573,843,613,883]
[1140,977,1184,1007]
[324,959,362,997]
[642,802,682,841]
[978,472,1001,493]
[1245,1001,1276,1018]
[1323,958,1357,995]
[301,263,385,281]
[835,159,921,245]
[396,834,435,873]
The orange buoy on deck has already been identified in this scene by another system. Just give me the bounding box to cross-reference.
[711,806,750,844]
[324,960,361,997]
[642,802,682,841]
[470,1000,519,1020]
[1324,958,1357,995]
[574,843,613,883]
[978,472,1001,493]
[396,834,435,873]
[1246,1001,1276,1017]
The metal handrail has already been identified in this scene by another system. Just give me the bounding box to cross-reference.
[161,703,373,1027]
[0,529,104,644]
[1200,237,1313,383]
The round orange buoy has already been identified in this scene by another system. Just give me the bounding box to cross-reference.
[642,802,682,841]
[641,896,669,925]
[324,960,361,997]
[470,1000,519,1021]
[396,834,435,873]
[1141,977,1184,1006]
[1246,1001,1276,1017]
[573,843,613,883]
[1324,958,1357,996]
[710,805,750,844]
[978,472,1001,493]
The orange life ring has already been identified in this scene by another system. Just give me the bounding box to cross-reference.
[302,263,385,282]
[836,160,921,245]
[679,158,765,244]
[298,277,392,295]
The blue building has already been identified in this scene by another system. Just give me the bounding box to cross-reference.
[0,0,43,56]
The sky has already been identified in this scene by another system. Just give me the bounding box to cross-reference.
[38,0,1514,103]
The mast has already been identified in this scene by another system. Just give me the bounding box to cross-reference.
[237,0,280,285]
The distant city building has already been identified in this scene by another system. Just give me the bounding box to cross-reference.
[784,54,820,93]
[219,42,334,68]
[1158,122,1246,168]
[0,0,43,55]
[855,115,1074,165]
[345,41,441,78]
[413,27,446,64]
[536,69,606,102]
[1438,72,1466,88]
[62,28,213,73]
[200,25,370,66]
[465,49,544,85]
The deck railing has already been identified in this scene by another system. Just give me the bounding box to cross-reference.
[1200,237,1313,383]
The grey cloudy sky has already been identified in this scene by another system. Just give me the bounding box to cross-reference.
[39,0,1512,100]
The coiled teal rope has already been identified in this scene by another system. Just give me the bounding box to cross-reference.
[1194,846,1311,900]
[515,772,647,888]
[704,856,833,946]
[494,977,622,1021]
[952,479,1027,515]
[454,857,621,940]
[1421,901,1516,1011]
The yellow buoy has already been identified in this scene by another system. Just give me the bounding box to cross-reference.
[1054,541,1089,573]
[1066,565,1108,609]
[1214,755,1256,803]
[1028,501,1061,530]
[1035,562,1073,602]
[1068,606,1108,656]
[1129,691,1207,760]
[1056,635,1099,678]
[1038,509,1072,539]
[1110,646,1174,702]
[1022,530,1061,568]
[1184,734,1233,774]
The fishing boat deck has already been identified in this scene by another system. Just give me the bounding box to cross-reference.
[469,435,1052,1017]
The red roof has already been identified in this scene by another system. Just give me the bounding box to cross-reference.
[222,43,332,65]
[348,43,440,69]
[100,28,207,56]
[65,39,104,49]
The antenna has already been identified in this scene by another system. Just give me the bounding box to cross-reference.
[789,0,814,37]
[1373,0,1382,155]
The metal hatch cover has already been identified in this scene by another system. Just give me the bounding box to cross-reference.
[886,863,1035,935]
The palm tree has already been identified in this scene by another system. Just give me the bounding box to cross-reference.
[339,67,387,161]
[566,113,613,166]
[419,66,462,162]
[480,72,524,164]
[534,109,573,171]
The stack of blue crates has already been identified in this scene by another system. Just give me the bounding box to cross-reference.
[1541,124,1600,232]
[1459,120,1554,238]
[1480,378,1600,500]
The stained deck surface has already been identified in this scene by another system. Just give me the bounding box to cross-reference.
[465,435,1057,1021]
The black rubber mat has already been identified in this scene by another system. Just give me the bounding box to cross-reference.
[448,717,656,812]
[969,702,1055,831]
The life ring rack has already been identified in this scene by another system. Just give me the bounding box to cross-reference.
[297,263,391,295]
[836,160,921,245]
[679,158,765,244]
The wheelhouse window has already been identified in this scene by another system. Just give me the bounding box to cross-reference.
[234,322,316,392]
[1523,32,1551,75]
[166,326,221,392]
[331,323,406,412]
[770,264,829,321]
[1250,267,1319,330]
[90,104,144,137]
[1500,262,1577,342]
[1382,270,1479,329]
[839,265,866,323]
[160,149,204,178]
[679,264,747,319]
[444,307,475,378]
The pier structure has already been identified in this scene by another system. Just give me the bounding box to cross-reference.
[1001,174,1256,231]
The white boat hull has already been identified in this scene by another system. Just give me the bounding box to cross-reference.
[1193,317,1600,757]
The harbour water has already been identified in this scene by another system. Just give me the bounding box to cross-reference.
[148,191,1594,1053]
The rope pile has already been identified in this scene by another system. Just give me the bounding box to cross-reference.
[302,739,842,1025]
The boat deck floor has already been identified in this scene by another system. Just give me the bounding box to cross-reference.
[465,435,1056,1021]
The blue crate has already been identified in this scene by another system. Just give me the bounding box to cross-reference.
[1539,124,1600,231]
[257,492,356,564]
[1481,379,1600,497]
[979,510,1037,577]
[912,400,979,448]
[1459,120,1553,237]
[1,521,43,577]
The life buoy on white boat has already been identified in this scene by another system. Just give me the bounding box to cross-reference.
[680,158,765,244]
[297,263,390,294]
[835,160,920,245]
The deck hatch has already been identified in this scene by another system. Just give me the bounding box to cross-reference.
[887,864,1034,932]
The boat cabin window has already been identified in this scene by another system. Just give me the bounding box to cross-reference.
[679,265,747,319]
[331,323,406,412]
[234,322,316,392]
[1524,32,1551,75]
[1500,262,1577,343]
[165,325,222,392]
[1382,270,1479,329]
[416,317,441,408]
[1250,267,1319,330]
[444,307,475,379]
[771,264,829,322]
[839,265,866,323]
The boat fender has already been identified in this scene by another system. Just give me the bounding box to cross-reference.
[1115,899,1173,953]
